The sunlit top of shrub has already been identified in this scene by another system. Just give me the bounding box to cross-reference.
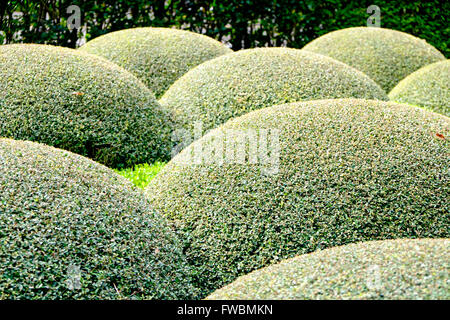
[389,59,449,116]
[207,239,450,299]
[160,47,388,133]
[0,44,173,168]
[79,27,232,98]
[303,27,445,91]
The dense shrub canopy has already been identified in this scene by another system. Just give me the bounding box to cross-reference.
[79,27,232,98]
[207,239,450,299]
[146,99,449,297]
[0,44,173,168]
[160,48,387,133]
[303,27,445,92]
[389,60,449,117]
[0,138,197,299]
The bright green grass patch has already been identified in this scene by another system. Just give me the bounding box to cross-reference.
[116,162,166,189]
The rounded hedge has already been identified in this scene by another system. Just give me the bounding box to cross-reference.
[206,239,450,300]
[0,44,173,168]
[389,60,449,117]
[79,27,232,98]
[303,27,445,92]
[160,48,388,133]
[146,98,449,297]
[0,138,197,299]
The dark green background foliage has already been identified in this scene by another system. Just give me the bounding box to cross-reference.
[207,239,450,300]
[0,44,174,168]
[0,138,198,299]
[1,1,448,56]
[146,99,450,297]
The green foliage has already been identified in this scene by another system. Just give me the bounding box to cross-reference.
[389,60,450,117]
[116,162,166,189]
[0,44,174,168]
[1,1,448,56]
[303,27,445,92]
[207,239,450,299]
[79,27,232,98]
[146,99,450,297]
[161,48,387,133]
[0,138,198,299]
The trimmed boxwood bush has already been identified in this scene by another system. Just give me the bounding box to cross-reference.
[0,44,173,169]
[79,27,232,98]
[303,27,445,92]
[0,138,197,299]
[160,48,387,133]
[206,239,450,300]
[146,99,449,297]
[389,60,449,117]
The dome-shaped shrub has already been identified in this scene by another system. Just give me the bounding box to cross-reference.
[0,44,173,168]
[146,99,449,297]
[303,27,445,92]
[79,27,232,98]
[160,48,387,133]
[207,239,450,299]
[389,60,449,116]
[0,138,197,299]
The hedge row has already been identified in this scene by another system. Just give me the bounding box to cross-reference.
[1,1,448,56]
